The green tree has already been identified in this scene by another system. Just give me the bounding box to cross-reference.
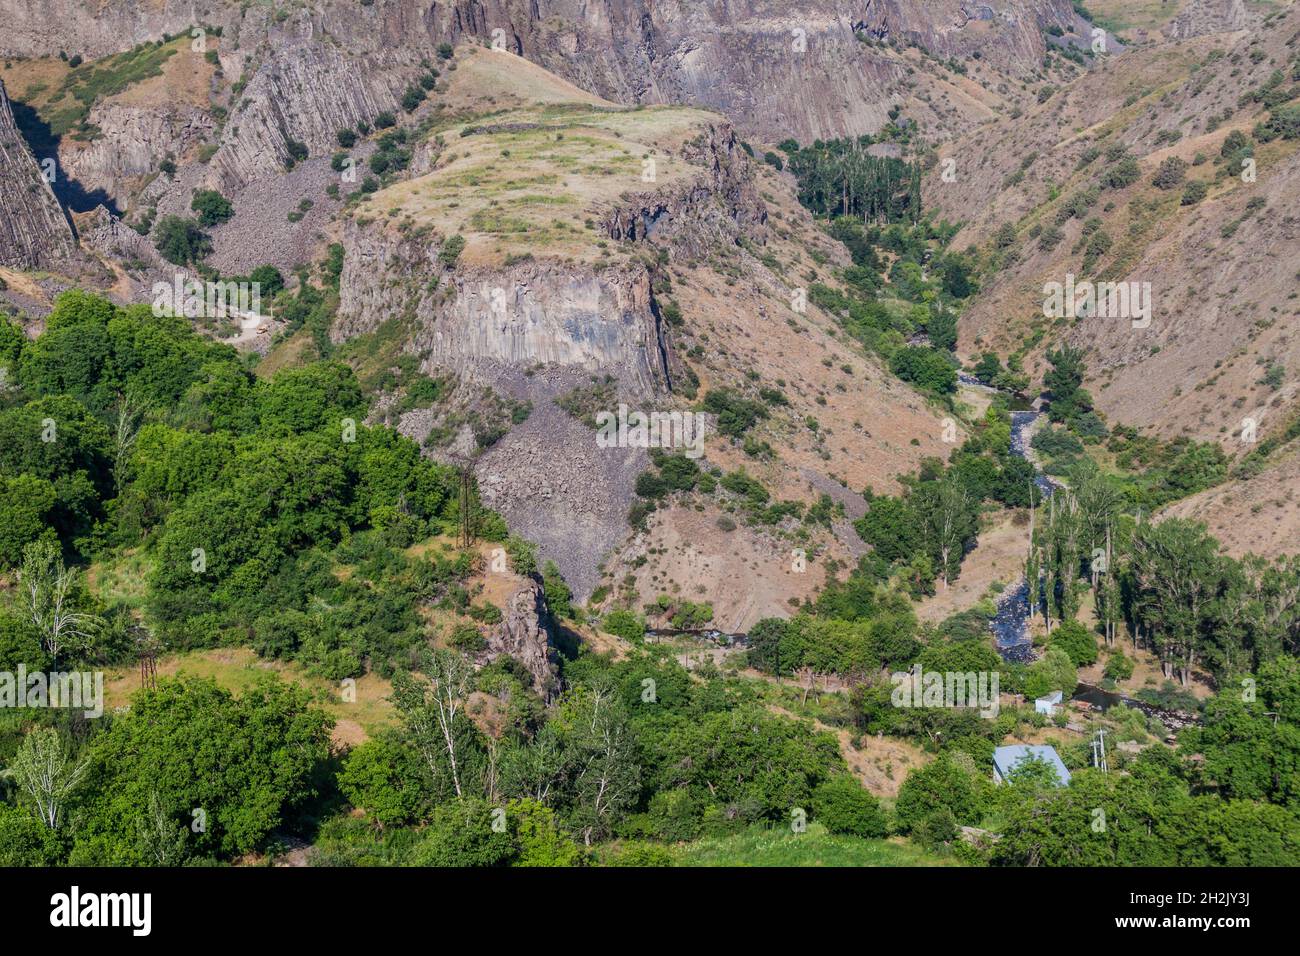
[153,215,211,265]
[190,189,234,226]
[812,777,888,837]
[1050,618,1099,667]
[71,677,332,863]
[3,726,89,830]
[889,346,957,394]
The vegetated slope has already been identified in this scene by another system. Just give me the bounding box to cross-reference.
[923,2,1300,557]
[325,46,954,623]
[0,11,959,623]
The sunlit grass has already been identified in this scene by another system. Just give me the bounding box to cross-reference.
[678,823,958,867]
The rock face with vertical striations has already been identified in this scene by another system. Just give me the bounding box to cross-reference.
[0,0,1079,145]
[0,79,76,269]
[487,580,559,701]
[1163,0,1253,40]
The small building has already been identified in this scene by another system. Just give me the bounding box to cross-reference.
[992,744,1071,787]
[1035,690,1063,715]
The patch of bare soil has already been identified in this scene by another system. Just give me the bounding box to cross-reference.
[917,511,1027,623]
[768,704,929,800]
[604,504,826,632]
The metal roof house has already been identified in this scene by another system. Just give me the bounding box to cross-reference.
[1035,690,1064,715]
[992,744,1071,786]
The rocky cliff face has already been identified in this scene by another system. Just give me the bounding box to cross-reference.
[62,100,216,209]
[0,0,1076,144]
[337,226,675,396]
[0,79,76,269]
[486,579,559,701]
[1163,0,1253,40]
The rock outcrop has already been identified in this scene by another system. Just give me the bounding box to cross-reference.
[1163,0,1252,40]
[486,579,558,701]
[0,79,76,269]
[339,229,675,396]
[61,100,216,209]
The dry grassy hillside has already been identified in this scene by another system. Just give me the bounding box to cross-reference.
[922,1,1300,558]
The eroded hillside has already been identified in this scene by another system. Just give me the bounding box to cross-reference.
[923,0,1300,557]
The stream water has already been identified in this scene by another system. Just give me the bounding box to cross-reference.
[990,410,1056,663]
[991,412,1199,729]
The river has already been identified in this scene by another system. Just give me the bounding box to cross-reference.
[990,410,1056,663]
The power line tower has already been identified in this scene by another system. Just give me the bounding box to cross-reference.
[1091,728,1109,773]
[458,465,477,550]
[136,628,162,691]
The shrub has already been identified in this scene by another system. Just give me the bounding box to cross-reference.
[1152,156,1187,189]
[701,388,769,438]
[409,800,514,867]
[438,234,466,267]
[889,346,957,394]
[1101,155,1141,189]
[190,189,234,227]
[153,215,210,265]
[602,609,646,642]
[1104,650,1134,682]
[812,778,888,838]
[1181,180,1208,205]
[1049,618,1098,667]
[448,622,486,652]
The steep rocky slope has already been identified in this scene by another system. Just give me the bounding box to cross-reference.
[0,0,1081,150]
[316,47,952,617]
[923,1,1299,558]
[0,78,76,268]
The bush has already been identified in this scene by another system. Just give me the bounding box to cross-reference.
[1180,178,1206,204]
[602,608,646,642]
[889,346,957,394]
[401,86,426,111]
[191,189,234,227]
[448,622,486,652]
[1152,156,1187,190]
[249,264,285,297]
[1049,618,1098,667]
[701,388,769,438]
[1101,155,1141,189]
[409,800,514,867]
[812,777,888,838]
[438,234,466,267]
[153,215,210,265]
[336,128,357,148]
[912,807,958,849]
[1104,650,1134,682]
[337,734,430,827]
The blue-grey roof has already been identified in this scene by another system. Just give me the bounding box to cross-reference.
[993,744,1072,786]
